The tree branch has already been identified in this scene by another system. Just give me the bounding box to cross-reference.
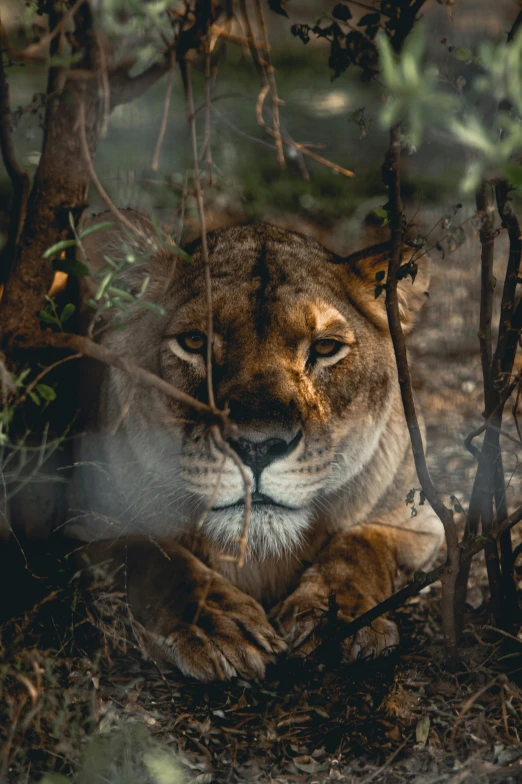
[15,331,230,429]
[109,59,172,110]
[383,123,459,659]
[0,4,103,344]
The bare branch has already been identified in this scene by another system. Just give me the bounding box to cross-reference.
[252,0,285,169]
[0,0,85,63]
[256,86,355,178]
[382,123,459,659]
[151,54,175,172]
[78,102,145,237]
[181,58,215,409]
[476,183,495,406]
[14,353,82,410]
[109,60,171,110]
[182,55,252,569]
[211,426,252,569]
[16,331,230,429]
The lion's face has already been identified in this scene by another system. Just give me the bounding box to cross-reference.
[152,224,427,557]
[83,218,428,557]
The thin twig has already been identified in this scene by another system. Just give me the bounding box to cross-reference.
[211,426,252,568]
[476,183,495,407]
[181,59,215,409]
[212,105,277,151]
[450,678,498,745]
[202,43,213,183]
[78,102,145,237]
[14,353,81,409]
[492,179,522,619]
[462,184,504,626]
[17,331,230,428]
[465,369,522,455]
[0,0,85,62]
[196,454,226,531]
[151,53,175,172]
[252,0,285,169]
[383,123,459,659]
[182,55,252,568]
[361,735,412,783]
[256,85,355,178]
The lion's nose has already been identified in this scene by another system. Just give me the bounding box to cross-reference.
[228,431,302,473]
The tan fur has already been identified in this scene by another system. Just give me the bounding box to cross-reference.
[71,215,443,681]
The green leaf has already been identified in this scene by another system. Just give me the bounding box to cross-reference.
[402,24,426,64]
[15,368,31,387]
[172,246,191,261]
[35,383,56,402]
[377,30,399,90]
[61,303,76,322]
[95,272,114,301]
[80,221,114,239]
[374,207,388,219]
[106,286,135,302]
[43,240,78,259]
[454,47,473,62]
[136,301,166,316]
[52,258,91,277]
[29,390,40,405]
[39,310,58,325]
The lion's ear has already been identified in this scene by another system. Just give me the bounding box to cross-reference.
[77,210,174,298]
[342,242,430,334]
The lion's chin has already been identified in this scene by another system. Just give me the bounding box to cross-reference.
[203,503,312,560]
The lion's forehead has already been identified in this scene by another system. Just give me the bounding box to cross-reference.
[170,227,362,340]
[181,223,340,293]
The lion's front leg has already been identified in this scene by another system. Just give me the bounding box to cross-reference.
[272,525,403,663]
[80,539,286,681]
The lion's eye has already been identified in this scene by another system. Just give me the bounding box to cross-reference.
[311,339,343,359]
[177,331,206,354]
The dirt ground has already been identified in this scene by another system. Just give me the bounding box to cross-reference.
[1,207,522,784]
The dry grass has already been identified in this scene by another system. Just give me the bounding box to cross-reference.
[1,549,522,783]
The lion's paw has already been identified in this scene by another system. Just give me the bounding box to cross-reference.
[342,616,399,663]
[271,585,399,663]
[150,578,286,682]
[270,584,329,657]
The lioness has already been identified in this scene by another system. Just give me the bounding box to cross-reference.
[69,213,444,681]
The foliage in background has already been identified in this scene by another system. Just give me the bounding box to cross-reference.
[377,24,522,192]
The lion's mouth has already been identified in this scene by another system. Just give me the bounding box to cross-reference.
[212,491,297,511]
